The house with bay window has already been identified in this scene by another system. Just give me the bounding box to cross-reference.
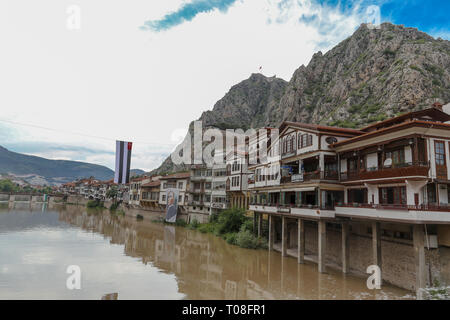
[247,103,450,294]
[333,105,450,222]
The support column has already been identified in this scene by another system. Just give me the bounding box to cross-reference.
[372,222,382,272]
[318,220,326,273]
[317,187,321,208]
[413,225,426,299]
[268,215,274,251]
[297,218,305,264]
[341,221,350,274]
[258,213,263,238]
[319,152,325,179]
[282,216,287,257]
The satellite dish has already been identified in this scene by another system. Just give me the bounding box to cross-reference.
[384,158,392,167]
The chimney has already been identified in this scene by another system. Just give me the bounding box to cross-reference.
[433,102,443,110]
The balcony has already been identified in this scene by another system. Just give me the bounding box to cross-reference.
[188,200,204,206]
[249,203,335,218]
[335,202,450,223]
[341,161,430,181]
[249,204,278,213]
[280,170,338,183]
[191,175,212,181]
[211,202,227,209]
[190,187,205,193]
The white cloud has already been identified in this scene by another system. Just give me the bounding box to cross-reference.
[0,0,372,171]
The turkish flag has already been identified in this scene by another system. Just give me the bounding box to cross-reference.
[127,142,133,150]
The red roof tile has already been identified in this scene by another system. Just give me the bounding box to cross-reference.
[159,172,190,180]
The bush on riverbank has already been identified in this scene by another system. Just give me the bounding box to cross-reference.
[109,202,119,211]
[86,200,105,208]
[188,208,266,250]
[149,208,266,250]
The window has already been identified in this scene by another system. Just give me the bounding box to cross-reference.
[232,161,241,171]
[435,141,446,166]
[348,188,367,203]
[283,134,296,153]
[427,183,437,204]
[178,182,183,189]
[299,134,312,149]
[348,158,357,171]
[178,195,183,202]
[385,148,405,166]
[325,162,337,172]
[162,195,166,201]
[379,186,406,205]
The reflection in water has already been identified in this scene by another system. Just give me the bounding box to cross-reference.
[0,205,413,299]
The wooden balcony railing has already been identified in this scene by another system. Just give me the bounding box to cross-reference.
[341,161,430,181]
[336,202,450,212]
[249,202,322,210]
[280,170,338,183]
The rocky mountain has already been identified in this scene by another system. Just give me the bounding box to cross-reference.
[0,146,145,185]
[150,22,450,174]
[199,74,288,130]
[276,23,450,128]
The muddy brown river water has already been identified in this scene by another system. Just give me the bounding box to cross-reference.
[0,203,414,299]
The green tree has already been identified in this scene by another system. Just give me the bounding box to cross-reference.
[0,179,18,192]
[106,186,118,199]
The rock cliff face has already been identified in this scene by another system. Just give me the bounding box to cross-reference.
[199,74,288,130]
[276,23,450,128]
[150,22,450,174]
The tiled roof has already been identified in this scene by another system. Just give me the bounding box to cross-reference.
[332,119,450,148]
[159,172,190,180]
[280,121,363,135]
[360,107,450,132]
[141,180,161,187]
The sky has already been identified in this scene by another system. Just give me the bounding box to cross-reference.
[0,0,448,172]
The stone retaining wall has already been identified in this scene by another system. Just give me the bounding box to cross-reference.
[279,219,450,291]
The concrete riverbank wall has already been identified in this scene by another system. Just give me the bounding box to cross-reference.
[273,218,450,292]
[64,196,207,224]
[0,193,50,203]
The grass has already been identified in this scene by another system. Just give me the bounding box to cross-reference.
[410,65,425,75]
[422,280,450,300]
[328,119,358,129]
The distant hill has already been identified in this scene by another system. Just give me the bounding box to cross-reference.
[0,146,144,185]
[130,169,145,176]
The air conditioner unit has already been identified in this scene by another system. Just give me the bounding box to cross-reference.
[426,235,438,249]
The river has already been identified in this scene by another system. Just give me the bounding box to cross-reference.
[0,203,414,299]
